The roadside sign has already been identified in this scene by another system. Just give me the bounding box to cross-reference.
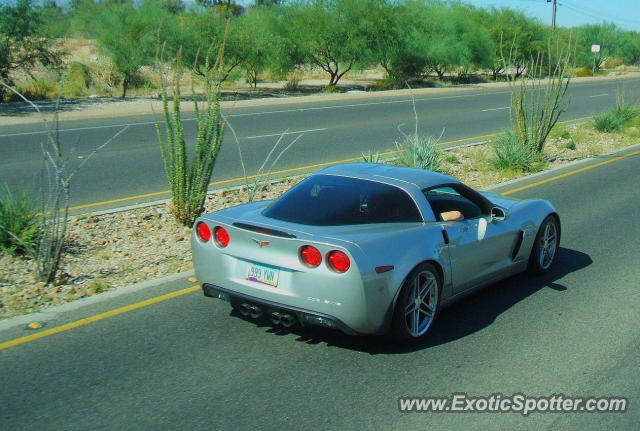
[591,44,601,53]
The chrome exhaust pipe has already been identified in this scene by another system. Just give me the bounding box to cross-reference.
[270,311,282,325]
[239,303,251,316]
[281,313,296,328]
[249,305,263,319]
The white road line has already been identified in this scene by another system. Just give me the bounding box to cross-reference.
[2,77,637,138]
[0,119,195,138]
[0,92,504,137]
[589,93,609,98]
[245,127,328,140]
[481,106,511,112]
[227,91,514,118]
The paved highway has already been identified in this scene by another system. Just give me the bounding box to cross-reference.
[1,146,639,430]
[0,77,639,211]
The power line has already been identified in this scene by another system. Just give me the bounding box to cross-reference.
[560,1,640,27]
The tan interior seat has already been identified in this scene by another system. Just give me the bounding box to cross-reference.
[440,210,464,222]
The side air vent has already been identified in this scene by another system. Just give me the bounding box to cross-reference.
[232,222,297,239]
[511,230,526,260]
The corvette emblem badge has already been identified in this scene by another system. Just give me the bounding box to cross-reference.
[252,238,270,247]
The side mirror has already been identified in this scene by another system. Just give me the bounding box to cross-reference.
[490,206,507,222]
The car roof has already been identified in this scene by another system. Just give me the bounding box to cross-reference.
[316,163,460,190]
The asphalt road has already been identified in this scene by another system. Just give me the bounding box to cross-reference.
[1,77,639,211]
[1,147,639,431]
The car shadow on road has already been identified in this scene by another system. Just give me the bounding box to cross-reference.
[234,247,592,354]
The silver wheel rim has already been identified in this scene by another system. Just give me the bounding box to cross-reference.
[539,221,558,269]
[404,270,438,337]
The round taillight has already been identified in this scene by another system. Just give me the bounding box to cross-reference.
[214,226,231,247]
[196,222,211,242]
[327,250,350,273]
[300,245,322,267]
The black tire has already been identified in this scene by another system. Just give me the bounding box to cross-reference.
[390,262,442,345]
[528,215,561,274]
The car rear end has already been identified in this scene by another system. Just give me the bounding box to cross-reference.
[192,213,379,334]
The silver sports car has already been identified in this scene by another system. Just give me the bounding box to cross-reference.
[192,163,560,343]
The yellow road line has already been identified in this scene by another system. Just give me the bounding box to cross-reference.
[0,285,201,351]
[2,117,632,352]
[67,115,593,213]
[503,149,640,196]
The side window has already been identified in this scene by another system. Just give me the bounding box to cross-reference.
[424,187,484,221]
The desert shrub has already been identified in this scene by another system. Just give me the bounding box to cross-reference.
[604,57,624,69]
[324,84,339,93]
[593,105,638,132]
[374,77,394,91]
[443,152,460,164]
[362,150,380,163]
[10,78,60,101]
[68,62,92,88]
[88,279,110,295]
[156,52,225,226]
[0,184,40,256]
[491,131,543,173]
[574,67,593,77]
[283,75,300,91]
[507,42,571,154]
[63,62,93,97]
[394,134,442,172]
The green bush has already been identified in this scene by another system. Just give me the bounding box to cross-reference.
[394,134,442,172]
[7,78,60,101]
[62,62,93,97]
[565,139,577,150]
[574,67,594,78]
[88,279,110,295]
[491,132,543,173]
[68,62,92,89]
[324,84,339,93]
[0,184,40,256]
[443,152,460,164]
[374,78,395,91]
[593,105,638,133]
[156,55,225,227]
[362,150,380,163]
[283,76,300,92]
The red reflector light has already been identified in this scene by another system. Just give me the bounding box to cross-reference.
[300,245,322,267]
[375,265,394,274]
[327,250,350,273]
[214,226,231,247]
[195,222,211,242]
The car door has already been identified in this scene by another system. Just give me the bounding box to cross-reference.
[425,186,515,293]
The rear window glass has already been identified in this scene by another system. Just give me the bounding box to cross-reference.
[263,175,422,226]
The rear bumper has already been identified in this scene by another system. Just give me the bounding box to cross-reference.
[202,283,359,335]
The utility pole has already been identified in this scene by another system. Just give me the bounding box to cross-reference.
[549,0,558,30]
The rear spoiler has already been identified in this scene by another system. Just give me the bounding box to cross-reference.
[232,222,297,239]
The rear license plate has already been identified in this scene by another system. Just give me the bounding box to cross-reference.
[246,263,280,287]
